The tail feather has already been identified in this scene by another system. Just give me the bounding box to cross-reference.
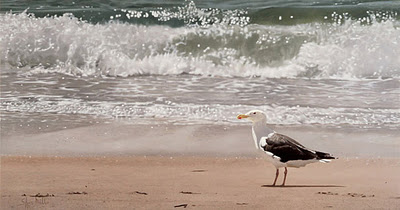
[316,151,335,160]
[319,159,332,163]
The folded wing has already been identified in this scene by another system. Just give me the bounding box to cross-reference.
[260,133,335,163]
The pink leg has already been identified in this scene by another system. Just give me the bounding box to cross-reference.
[281,167,288,186]
[272,168,279,186]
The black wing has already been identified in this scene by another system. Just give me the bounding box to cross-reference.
[261,133,335,162]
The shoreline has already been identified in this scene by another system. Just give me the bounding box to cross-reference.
[2,121,399,158]
[2,156,400,209]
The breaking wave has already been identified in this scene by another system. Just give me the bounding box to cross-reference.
[1,10,399,79]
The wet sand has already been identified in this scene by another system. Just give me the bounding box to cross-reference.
[2,122,399,157]
[1,156,400,209]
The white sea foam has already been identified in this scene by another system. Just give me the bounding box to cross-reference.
[1,12,399,79]
[2,98,399,129]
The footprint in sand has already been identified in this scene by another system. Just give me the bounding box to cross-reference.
[345,193,374,198]
[317,191,338,195]
[317,192,375,198]
[134,191,148,195]
[22,193,55,197]
[67,191,88,195]
[191,169,207,172]
[180,191,201,195]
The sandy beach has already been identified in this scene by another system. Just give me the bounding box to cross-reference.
[2,156,400,209]
[1,121,400,209]
[2,122,400,209]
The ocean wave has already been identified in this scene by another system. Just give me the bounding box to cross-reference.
[2,0,399,25]
[1,11,399,79]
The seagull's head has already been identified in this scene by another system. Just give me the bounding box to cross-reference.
[237,110,267,123]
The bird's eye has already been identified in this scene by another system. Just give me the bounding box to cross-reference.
[253,112,256,114]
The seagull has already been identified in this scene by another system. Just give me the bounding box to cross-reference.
[237,110,335,186]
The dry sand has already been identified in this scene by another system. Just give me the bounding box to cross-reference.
[1,156,400,209]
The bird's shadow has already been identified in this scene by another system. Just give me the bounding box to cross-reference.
[261,184,345,188]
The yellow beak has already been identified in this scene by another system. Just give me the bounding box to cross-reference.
[237,114,249,119]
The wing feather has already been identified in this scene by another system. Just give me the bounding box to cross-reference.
[260,133,334,162]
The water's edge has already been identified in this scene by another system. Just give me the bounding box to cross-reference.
[2,121,399,158]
